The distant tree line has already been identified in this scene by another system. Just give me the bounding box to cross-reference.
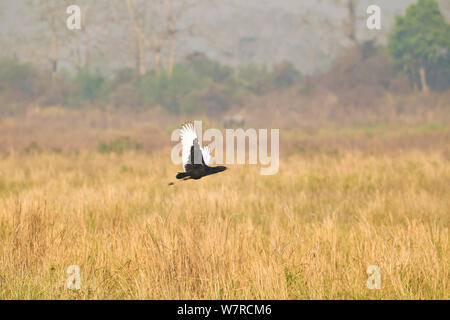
[0,53,302,115]
[0,0,448,116]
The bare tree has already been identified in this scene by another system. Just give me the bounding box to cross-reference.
[14,1,115,73]
[65,0,108,70]
[319,0,363,49]
[124,0,151,75]
[195,1,260,76]
[341,0,359,45]
[163,0,204,74]
[23,0,72,74]
[124,0,207,76]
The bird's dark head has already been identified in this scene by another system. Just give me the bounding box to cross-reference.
[212,166,227,174]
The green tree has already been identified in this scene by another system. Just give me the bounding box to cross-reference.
[389,0,450,92]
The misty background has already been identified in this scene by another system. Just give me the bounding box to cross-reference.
[0,0,449,153]
[2,0,448,73]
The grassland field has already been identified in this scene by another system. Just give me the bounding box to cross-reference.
[0,123,448,299]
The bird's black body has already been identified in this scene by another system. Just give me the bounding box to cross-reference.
[176,144,227,180]
[176,165,227,180]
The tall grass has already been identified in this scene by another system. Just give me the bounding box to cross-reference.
[0,146,448,299]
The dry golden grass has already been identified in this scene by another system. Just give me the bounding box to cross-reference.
[0,146,448,299]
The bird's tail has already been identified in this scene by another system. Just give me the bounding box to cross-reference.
[176,172,189,179]
[168,172,190,186]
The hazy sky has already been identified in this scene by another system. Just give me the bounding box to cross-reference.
[1,0,447,73]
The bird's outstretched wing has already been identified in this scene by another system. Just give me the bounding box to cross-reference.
[201,145,211,166]
[180,123,208,171]
[180,123,197,168]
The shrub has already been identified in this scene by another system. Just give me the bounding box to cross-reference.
[323,43,396,92]
[237,65,269,94]
[97,137,142,154]
[24,141,41,154]
[140,66,205,113]
[237,62,301,94]
[0,57,38,99]
[266,61,301,91]
[38,74,71,106]
[181,84,233,116]
[72,69,106,102]
[109,68,142,109]
[184,52,235,84]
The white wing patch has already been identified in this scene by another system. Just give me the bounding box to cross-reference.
[179,123,212,170]
[201,145,211,166]
[180,123,197,168]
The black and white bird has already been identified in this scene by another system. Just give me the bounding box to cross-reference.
[171,123,227,184]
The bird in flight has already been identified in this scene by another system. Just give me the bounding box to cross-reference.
[169,123,227,185]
